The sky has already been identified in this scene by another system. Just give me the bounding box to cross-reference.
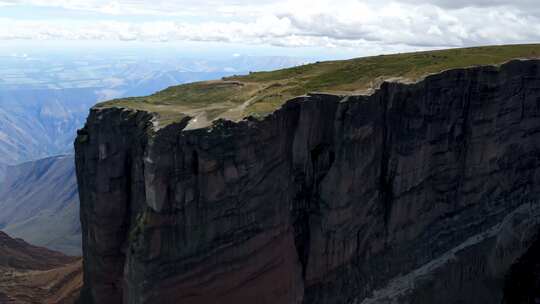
[1,0,540,59]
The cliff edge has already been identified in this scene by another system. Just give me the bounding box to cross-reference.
[76,58,540,304]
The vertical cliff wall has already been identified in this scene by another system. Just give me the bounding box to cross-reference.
[75,60,540,304]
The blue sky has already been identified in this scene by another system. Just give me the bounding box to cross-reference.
[1,0,540,59]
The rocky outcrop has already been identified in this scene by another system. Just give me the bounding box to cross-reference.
[76,60,540,304]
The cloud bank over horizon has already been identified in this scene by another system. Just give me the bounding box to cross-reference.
[1,0,539,52]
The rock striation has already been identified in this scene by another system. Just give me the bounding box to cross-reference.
[76,60,540,304]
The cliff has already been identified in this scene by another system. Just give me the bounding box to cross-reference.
[76,59,540,304]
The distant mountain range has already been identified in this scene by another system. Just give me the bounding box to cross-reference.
[0,155,80,255]
[0,88,99,164]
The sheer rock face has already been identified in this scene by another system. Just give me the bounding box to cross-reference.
[75,60,540,304]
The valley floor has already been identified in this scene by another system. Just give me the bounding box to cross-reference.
[0,260,82,304]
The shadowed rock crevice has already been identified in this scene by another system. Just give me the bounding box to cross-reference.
[191,150,199,176]
[503,230,540,304]
[378,89,395,234]
[293,143,336,279]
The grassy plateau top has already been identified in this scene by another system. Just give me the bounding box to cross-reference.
[97,44,540,127]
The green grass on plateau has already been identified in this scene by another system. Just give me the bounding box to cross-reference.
[99,44,540,126]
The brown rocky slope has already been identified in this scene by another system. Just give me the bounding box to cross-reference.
[76,60,540,303]
[0,231,82,304]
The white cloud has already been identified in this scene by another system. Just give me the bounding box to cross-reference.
[1,0,540,50]
[400,0,539,9]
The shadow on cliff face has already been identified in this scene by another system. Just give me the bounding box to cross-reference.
[503,231,540,304]
[292,142,336,278]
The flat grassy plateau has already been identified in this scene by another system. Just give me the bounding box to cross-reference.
[98,44,540,127]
